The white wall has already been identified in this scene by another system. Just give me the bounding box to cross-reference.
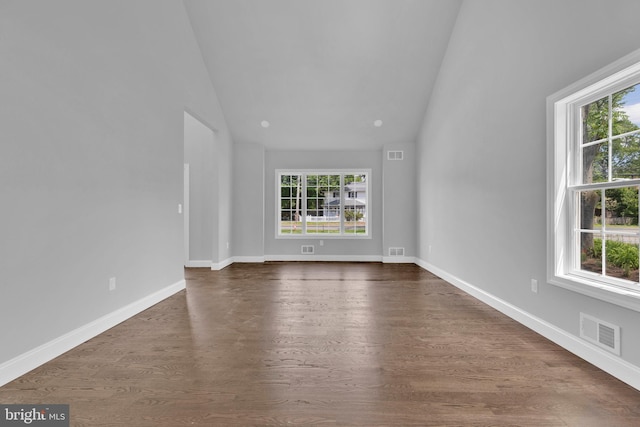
[383,143,417,260]
[232,147,417,262]
[232,142,265,260]
[417,0,640,380]
[0,0,233,379]
[216,132,233,266]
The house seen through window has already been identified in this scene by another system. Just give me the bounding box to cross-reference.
[277,170,369,237]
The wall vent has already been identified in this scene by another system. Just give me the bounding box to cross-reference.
[301,245,315,255]
[580,313,620,355]
[388,247,405,257]
[387,150,404,161]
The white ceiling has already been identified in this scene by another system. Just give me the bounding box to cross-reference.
[184,0,461,150]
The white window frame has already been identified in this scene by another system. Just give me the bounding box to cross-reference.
[276,169,371,239]
[548,48,640,312]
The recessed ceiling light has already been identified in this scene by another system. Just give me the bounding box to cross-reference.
[373,119,383,127]
[261,120,270,128]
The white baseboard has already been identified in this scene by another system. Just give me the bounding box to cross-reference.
[185,260,212,268]
[265,254,383,262]
[211,257,234,270]
[211,255,416,265]
[0,279,186,388]
[382,256,417,264]
[208,255,414,266]
[231,256,266,264]
[415,258,640,391]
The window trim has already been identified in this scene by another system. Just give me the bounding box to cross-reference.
[548,48,640,312]
[275,169,372,239]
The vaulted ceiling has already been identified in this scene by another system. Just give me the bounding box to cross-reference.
[184,0,462,150]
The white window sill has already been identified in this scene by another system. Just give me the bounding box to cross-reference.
[276,234,372,240]
[549,274,640,312]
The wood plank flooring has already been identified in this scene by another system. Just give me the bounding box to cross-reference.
[1,262,639,426]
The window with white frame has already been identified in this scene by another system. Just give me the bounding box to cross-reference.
[277,170,370,237]
[549,50,640,310]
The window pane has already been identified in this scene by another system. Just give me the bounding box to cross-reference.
[280,215,302,234]
[279,174,301,235]
[324,219,341,234]
[581,232,602,275]
[612,133,640,179]
[306,219,318,234]
[282,221,302,234]
[579,189,602,273]
[344,172,367,235]
[583,142,608,183]
[582,96,609,143]
[605,235,639,282]
[281,199,291,209]
[604,187,639,226]
[282,174,297,187]
[613,82,640,135]
[323,175,339,220]
[580,188,640,280]
[307,219,340,234]
[579,190,601,231]
[344,208,366,234]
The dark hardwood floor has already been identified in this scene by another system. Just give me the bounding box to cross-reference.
[1,262,639,426]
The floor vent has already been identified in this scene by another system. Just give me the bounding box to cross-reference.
[580,313,620,355]
[301,245,315,255]
[388,247,405,257]
[387,150,404,161]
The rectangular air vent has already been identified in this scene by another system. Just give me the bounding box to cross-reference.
[301,245,315,255]
[387,150,404,161]
[580,313,620,355]
[388,247,405,257]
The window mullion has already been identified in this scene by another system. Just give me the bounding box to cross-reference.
[601,189,607,277]
[301,173,307,235]
[573,189,580,271]
[574,104,582,187]
[277,173,282,236]
[608,94,613,182]
[582,137,609,148]
[570,179,640,191]
[612,128,640,141]
[339,174,345,235]
[637,186,640,286]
